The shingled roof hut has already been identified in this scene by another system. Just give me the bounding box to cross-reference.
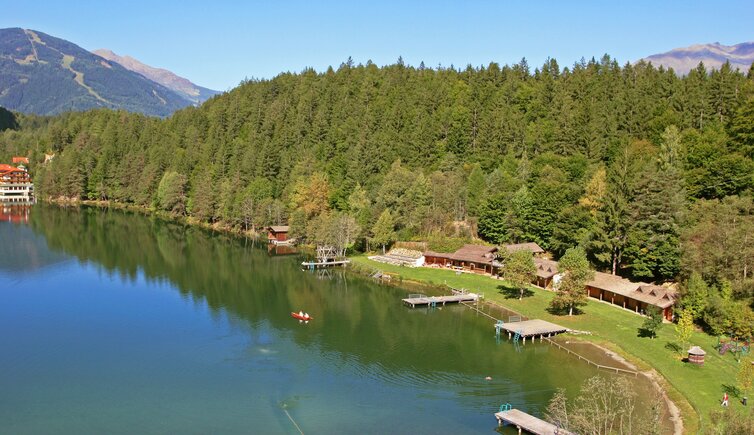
[586,272,678,320]
[424,244,499,275]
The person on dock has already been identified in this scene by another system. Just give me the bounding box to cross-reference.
[722,392,729,407]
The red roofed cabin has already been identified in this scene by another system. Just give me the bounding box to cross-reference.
[267,226,290,243]
[424,244,499,275]
[12,157,29,165]
[586,272,678,321]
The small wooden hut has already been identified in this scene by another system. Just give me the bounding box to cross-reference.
[267,226,290,244]
[688,346,706,365]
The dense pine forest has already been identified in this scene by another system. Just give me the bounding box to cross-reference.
[1,56,753,329]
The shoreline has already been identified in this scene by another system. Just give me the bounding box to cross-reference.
[38,199,692,433]
[349,256,700,433]
[43,197,263,238]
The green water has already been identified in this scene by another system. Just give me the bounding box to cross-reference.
[1,205,612,434]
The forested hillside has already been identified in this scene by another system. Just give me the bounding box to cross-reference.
[1,57,753,310]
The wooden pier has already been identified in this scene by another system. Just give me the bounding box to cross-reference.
[495,408,573,435]
[301,259,350,269]
[402,293,479,308]
[496,319,568,344]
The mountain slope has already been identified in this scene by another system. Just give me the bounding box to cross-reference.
[0,28,190,116]
[93,49,220,105]
[643,41,754,75]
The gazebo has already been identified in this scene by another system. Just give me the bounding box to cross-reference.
[687,346,706,365]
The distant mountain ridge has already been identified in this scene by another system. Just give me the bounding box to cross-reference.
[92,49,219,105]
[0,28,190,116]
[643,41,754,75]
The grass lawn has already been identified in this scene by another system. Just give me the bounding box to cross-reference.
[351,255,748,433]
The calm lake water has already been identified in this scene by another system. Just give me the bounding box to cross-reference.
[1,205,619,434]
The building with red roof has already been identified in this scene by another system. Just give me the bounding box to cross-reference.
[0,163,34,202]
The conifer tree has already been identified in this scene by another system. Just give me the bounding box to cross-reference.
[371,209,396,254]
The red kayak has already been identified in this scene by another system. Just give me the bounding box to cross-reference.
[291,312,313,321]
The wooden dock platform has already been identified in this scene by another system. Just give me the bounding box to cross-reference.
[496,319,568,343]
[402,293,479,307]
[495,408,572,435]
[301,259,350,269]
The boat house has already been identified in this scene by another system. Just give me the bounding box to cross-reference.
[424,244,499,274]
[586,272,678,321]
[267,225,290,244]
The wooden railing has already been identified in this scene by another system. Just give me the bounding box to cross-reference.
[459,301,639,377]
[543,338,639,376]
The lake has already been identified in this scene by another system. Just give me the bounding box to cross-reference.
[1,204,621,434]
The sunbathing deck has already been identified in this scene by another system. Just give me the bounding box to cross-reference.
[402,293,479,307]
[496,319,568,342]
[495,408,573,435]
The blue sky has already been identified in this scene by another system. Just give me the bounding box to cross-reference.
[2,1,752,91]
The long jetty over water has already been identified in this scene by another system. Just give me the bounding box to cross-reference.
[495,408,573,435]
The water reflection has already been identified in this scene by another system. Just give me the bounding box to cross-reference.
[0,204,646,433]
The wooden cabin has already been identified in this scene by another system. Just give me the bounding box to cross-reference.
[267,225,290,243]
[533,258,560,289]
[502,242,545,256]
[585,272,677,321]
[424,244,499,275]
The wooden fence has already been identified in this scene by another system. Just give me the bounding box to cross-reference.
[459,301,639,377]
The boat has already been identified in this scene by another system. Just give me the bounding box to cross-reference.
[291,311,313,321]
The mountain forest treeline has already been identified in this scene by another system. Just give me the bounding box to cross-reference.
[1,56,753,315]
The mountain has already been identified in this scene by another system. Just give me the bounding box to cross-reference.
[93,49,220,105]
[642,41,754,75]
[0,28,190,116]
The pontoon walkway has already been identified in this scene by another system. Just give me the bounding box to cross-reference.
[495,408,573,435]
[402,293,479,307]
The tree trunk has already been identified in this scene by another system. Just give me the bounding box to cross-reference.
[569,305,573,316]
[519,288,523,300]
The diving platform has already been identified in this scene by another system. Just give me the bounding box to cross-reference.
[495,408,573,435]
[495,319,568,344]
[402,293,479,308]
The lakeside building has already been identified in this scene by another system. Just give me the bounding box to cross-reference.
[502,242,545,256]
[585,272,678,321]
[533,258,560,289]
[423,242,546,275]
[0,163,34,203]
[266,225,290,244]
[417,240,677,319]
[424,244,500,274]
